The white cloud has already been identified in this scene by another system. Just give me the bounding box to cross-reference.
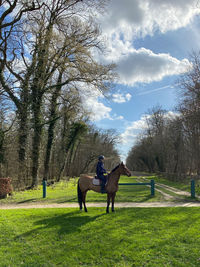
[110,114,124,120]
[97,0,196,86]
[86,98,112,121]
[80,88,111,121]
[102,0,199,39]
[146,0,199,34]
[112,93,132,103]
[120,115,149,145]
[126,93,132,101]
[117,115,124,120]
[80,86,125,121]
[164,111,180,120]
[116,48,191,86]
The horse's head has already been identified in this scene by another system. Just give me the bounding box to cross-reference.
[119,162,131,177]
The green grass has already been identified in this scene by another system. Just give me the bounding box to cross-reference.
[1,207,200,266]
[0,176,165,205]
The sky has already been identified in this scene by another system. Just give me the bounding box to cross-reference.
[2,0,200,162]
[82,0,200,162]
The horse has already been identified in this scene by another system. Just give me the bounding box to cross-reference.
[77,162,131,213]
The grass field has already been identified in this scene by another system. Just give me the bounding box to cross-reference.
[0,176,165,205]
[1,175,200,266]
[1,207,200,266]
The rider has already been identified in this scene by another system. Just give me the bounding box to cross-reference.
[96,155,107,193]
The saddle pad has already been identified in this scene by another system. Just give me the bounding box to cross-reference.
[92,178,101,186]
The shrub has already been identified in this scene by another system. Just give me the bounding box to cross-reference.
[0,178,13,198]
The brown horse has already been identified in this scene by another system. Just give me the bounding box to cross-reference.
[77,162,131,213]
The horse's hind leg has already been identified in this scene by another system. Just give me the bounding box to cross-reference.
[111,192,116,212]
[82,191,88,212]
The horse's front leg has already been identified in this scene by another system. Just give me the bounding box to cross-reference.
[106,193,111,213]
[111,192,116,212]
[82,191,88,212]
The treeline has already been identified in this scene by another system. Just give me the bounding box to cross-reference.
[126,53,200,180]
[0,0,120,189]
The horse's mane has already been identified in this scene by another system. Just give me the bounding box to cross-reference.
[110,164,120,173]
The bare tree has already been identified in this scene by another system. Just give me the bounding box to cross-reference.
[178,52,200,174]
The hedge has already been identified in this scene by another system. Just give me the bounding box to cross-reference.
[0,178,13,198]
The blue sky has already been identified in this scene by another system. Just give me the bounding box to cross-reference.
[82,0,200,161]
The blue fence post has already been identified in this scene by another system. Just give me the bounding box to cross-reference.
[43,180,47,198]
[191,180,195,198]
[151,179,155,196]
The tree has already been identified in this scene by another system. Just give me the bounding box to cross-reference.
[0,94,15,177]
[178,52,200,174]
[57,121,88,181]
[1,0,116,187]
[0,1,43,31]
[27,0,114,187]
[0,0,44,182]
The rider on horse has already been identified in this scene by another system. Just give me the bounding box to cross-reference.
[96,155,107,193]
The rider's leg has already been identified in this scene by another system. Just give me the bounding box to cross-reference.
[101,177,107,193]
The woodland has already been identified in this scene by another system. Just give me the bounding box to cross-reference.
[0,0,120,189]
[126,54,200,180]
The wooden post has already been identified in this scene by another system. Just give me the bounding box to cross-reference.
[191,180,195,198]
[43,180,47,198]
[151,179,155,196]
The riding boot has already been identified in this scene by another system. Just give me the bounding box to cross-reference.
[101,183,106,193]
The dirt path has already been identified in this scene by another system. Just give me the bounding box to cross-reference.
[135,178,174,200]
[1,202,200,209]
[155,182,191,196]
[137,176,196,201]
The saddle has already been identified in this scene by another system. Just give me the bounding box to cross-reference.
[92,176,108,186]
[92,176,101,186]
[92,177,101,185]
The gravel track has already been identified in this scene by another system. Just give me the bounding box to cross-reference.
[1,201,200,209]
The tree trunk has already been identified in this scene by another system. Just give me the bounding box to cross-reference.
[0,129,5,177]
[57,155,68,182]
[43,76,62,181]
[18,110,29,184]
[31,99,42,188]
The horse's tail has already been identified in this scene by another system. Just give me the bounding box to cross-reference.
[77,179,83,210]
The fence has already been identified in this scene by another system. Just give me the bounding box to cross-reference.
[118,179,197,199]
[11,177,198,199]
[119,179,155,196]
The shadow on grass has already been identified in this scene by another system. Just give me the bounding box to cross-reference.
[139,194,154,202]
[178,196,200,203]
[15,210,106,240]
[57,197,77,203]
[16,207,200,237]
[17,198,38,204]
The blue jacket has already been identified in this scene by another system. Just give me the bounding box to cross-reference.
[96,160,107,179]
